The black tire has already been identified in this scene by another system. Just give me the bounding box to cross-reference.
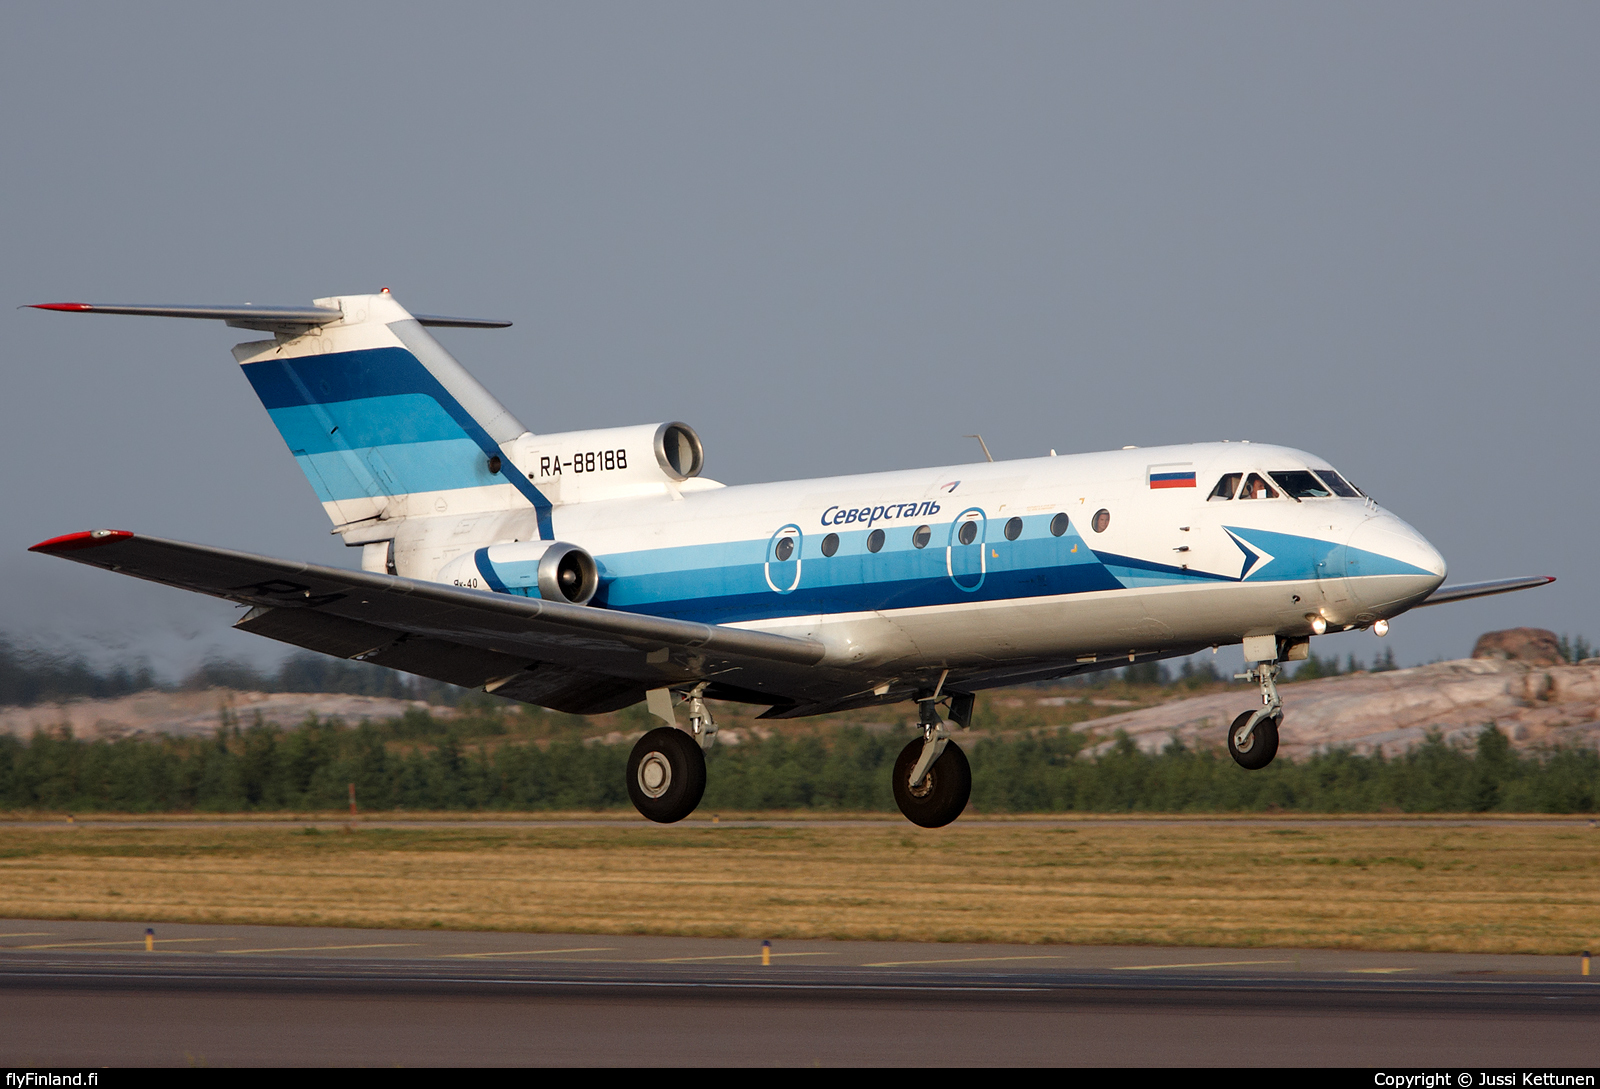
[626,727,707,823]
[892,738,972,828]
[1227,710,1280,770]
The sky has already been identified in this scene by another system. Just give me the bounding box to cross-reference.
[1,3,1595,679]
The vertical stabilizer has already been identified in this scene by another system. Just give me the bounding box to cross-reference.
[231,291,553,538]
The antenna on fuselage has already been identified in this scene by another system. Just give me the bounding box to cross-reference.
[963,435,994,462]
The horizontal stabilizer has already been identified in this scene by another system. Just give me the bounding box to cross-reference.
[1415,575,1555,607]
[29,302,342,331]
[412,314,513,329]
[27,302,510,331]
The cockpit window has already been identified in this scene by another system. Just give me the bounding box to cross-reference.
[1313,469,1363,498]
[1239,473,1278,500]
[1269,471,1333,499]
[1209,473,1242,501]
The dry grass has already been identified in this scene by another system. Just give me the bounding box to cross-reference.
[2,821,1596,954]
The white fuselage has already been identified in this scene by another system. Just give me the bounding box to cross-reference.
[383,441,1445,682]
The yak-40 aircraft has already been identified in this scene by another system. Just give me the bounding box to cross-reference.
[29,292,1553,826]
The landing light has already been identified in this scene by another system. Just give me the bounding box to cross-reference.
[1308,615,1327,636]
[1373,619,1390,637]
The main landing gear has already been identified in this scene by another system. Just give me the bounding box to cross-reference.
[626,685,716,823]
[1228,661,1282,770]
[627,727,706,823]
[625,681,981,827]
[892,688,973,828]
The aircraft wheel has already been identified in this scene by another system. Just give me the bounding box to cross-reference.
[892,738,972,828]
[1227,711,1280,770]
[627,727,707,823]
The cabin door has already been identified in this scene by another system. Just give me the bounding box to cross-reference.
[946,508,987,592]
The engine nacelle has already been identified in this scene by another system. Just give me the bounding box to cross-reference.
[508,422,708,505]
[436,540,599,605]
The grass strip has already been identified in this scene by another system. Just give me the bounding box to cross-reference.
[1,822,1595,954]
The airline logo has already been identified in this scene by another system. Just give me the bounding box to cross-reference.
[1148,463,1196,489]
[1224,528,1276,580]
[820,499,943,528]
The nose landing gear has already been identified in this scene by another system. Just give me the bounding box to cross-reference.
[1228,708,1280,769]
[1228,661,1283,770]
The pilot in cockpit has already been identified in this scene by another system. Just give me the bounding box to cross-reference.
[1240,473,1276,500]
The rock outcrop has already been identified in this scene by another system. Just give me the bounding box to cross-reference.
[0,688,444,741]
[1472,627,1565,665]
[1070,658,1600,759]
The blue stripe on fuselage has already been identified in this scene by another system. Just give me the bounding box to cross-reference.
[1092,550,1233,588]
[563,519,1432,625]
[1223,526,1431,581]
[592,518,1122,622]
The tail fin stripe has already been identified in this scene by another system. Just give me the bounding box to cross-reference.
[243,347,554,537]
[293,439,493,500]
[269,396,466,453]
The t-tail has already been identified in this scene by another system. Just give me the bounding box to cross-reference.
[29,292,716,578]
[30,292,557,542]
[227,291,554,540]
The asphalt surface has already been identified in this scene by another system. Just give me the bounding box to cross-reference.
[2,920,1597,1066]
[7,816,1597,830]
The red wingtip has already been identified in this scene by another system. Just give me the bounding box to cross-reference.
[29,302,93,311]
[30,529,134,553]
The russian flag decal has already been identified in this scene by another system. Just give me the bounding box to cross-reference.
[1148,464,1196,489]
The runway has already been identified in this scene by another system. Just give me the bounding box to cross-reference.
[2,920,1596,1066]
[7,815,1594,829]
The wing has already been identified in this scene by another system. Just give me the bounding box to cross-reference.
[30,530,825,715]
[1414,575,1556,607]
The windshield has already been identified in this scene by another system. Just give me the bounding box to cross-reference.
[1313,468,1364,498]
[1268,471,1333,499]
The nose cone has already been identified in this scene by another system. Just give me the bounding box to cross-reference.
[1346,514,1447,614]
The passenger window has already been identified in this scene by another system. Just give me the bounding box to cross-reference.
[1092,509,1111,533]
[912,525,931,549]
[958,521,978,545]
[1209,473,1242,501]
[1003,517,1023,541]
[866,529,885,553]
[1049,513,1069,537]
[1239,474,1278,500]
[821,533,839,557]
[774,536,795,561]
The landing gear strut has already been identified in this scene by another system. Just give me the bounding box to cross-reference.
[1228,661,1282,770]
[892,685,972,828]
[684,683,717,751]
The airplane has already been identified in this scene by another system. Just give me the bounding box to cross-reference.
[26,291,1554,827]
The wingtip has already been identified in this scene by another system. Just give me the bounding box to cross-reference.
[27,302,92,312]
[30,529,134,553]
